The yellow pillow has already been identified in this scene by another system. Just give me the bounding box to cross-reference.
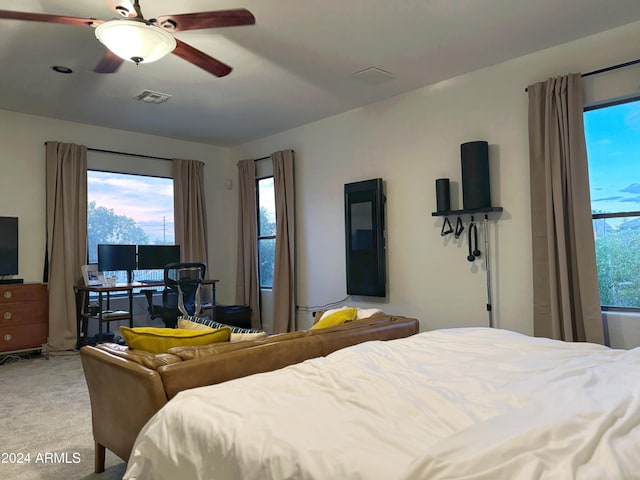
[120,326,231,354]
[311,307,358,330]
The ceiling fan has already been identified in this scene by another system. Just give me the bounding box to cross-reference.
[0,0,255,77]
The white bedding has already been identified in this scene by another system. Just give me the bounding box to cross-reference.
[124,328,640,480]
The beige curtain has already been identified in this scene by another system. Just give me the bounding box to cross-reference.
[45,141,87,350]
[527,73,604,344]
[235,159,261,329]
[173,159,208,265]
[272,150,296,333]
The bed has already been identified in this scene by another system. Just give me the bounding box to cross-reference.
[123,327,640,479]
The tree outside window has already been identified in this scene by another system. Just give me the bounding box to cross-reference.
[258,177,276,288]
[87,202,149,263]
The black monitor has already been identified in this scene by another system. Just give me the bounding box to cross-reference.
[137,245,181,270]
[0,217,18,276]
[97,244,137,272]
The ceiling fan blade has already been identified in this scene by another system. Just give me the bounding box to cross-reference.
[94,50,124,74]
[0,9,103,27]
[172,39,232,77]
[155,9,255,32]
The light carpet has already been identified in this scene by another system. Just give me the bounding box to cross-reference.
[0,351,127,480]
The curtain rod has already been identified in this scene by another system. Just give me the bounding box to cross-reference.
[49,146,273,162]
[524,58,640,92]
[43,142,173,161]
[87,147,172,161]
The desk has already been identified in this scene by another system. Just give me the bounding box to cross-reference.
[74,280,219,349]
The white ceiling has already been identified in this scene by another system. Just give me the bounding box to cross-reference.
[1,0,640,146]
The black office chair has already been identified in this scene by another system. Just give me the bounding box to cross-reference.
[152,262,207,328]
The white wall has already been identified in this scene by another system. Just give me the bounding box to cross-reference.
[231,20,640,339]
[3,20,639,345]
[604,311,640,349]
[0,110,238,304]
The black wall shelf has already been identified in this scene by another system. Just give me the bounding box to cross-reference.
[431,206,503,217]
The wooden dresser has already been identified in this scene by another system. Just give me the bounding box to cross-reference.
[0,283,49,357]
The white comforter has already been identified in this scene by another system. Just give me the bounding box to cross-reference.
[124,328,640,480]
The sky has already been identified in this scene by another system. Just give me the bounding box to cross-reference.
[88,171,175,243]
[258,177,276,223]
[584,99,640,219]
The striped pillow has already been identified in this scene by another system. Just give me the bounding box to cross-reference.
[178,315,267,342]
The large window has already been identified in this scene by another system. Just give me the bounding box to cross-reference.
[257,177,276,288]
[87,170,174,283]
[584,98,640,310]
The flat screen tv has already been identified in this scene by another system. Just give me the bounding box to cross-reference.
[97,244,137,272]
[0,216,18,276]
[137,245,181,270]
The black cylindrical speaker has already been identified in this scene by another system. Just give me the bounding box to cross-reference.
[461,141,491,210]
[435,178,450,212]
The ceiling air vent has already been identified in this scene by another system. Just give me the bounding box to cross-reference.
[135,89,172,104]
[352,67,394,85]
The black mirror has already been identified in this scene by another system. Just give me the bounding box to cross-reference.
[344,178,386,297]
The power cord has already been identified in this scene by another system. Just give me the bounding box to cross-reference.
[296,296,352,313]
[0,353,31,365]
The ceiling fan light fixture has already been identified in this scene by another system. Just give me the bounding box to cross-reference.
[95,19,176,65]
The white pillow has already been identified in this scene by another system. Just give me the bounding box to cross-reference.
[230,331,268,342]
[356,308,383,320]
[318,306,384,322]
[178,318,267,342]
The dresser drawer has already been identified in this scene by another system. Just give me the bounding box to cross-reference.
[0,324,48,351]
[0,301,48,327]
[0,283,47,304]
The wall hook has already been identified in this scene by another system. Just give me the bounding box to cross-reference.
[441,217,453,236]
[454,216,465,238]
[467,215,481,261]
